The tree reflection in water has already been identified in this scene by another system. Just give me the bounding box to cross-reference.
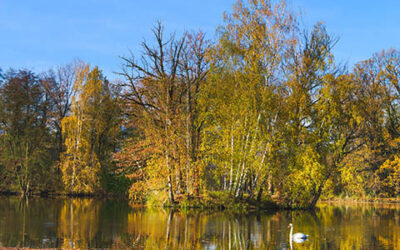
[0,197,400,249]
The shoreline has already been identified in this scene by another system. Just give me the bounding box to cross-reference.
[3,192,400,210]
[0,191,127,200]
[319,197,400,205]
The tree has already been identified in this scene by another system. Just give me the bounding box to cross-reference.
[116,22,210,204]
[40,62,80,156]
[0,70,56,195]
[200,0,298,200]
[277,23,343,208]
[61,65,120,194]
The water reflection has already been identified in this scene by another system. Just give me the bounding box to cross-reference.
[0,197,399,249]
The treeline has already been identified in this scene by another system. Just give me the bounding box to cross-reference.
[1,0,400,208]
[0,63,129,196]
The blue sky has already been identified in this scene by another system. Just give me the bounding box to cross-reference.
[1,0,399,80]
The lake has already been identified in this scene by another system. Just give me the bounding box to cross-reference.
[0,197,399,249]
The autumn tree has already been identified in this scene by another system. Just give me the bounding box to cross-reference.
[199,0,363,208]
[116,22,209,204]
[336,49,400,197]
[61,65,121,194]
[200,0,298,201]
[0,70,57,195]
[40,62,80,156]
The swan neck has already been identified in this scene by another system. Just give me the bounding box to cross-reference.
[290,224,293,238]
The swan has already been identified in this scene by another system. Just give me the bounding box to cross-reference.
[289,223,308,243]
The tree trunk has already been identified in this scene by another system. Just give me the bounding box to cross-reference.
[186,80,191,196]
[309,170,332,209]
[256,178,267,202]
[229,124,234,192]
[257,185,264,202]
[236,168,247,198]
[165,93,175,204]
[23,143,29,196]
[166,153,175,204]
[309,182,324,209]
[267,173,273,194]
[234,128,250,195]
[165,128,174,203]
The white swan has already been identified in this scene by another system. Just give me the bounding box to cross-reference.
[289,223,308,243]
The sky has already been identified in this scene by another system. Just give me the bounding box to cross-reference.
[1,0,399,80]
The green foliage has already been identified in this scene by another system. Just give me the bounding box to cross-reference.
[101,171,131,197]
[0,70,58,195]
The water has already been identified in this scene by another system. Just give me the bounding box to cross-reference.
[0,197,399,249]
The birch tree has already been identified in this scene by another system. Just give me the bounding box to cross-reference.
[61,65,120,194]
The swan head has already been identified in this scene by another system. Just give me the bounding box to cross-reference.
[288,223,293,228]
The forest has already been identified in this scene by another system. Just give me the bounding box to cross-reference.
[1,0,400,209]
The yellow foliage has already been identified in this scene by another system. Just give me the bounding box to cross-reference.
[60,65,117,194]
[377,156,400,197]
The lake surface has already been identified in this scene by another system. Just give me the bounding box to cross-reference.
[0,197,399,249]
